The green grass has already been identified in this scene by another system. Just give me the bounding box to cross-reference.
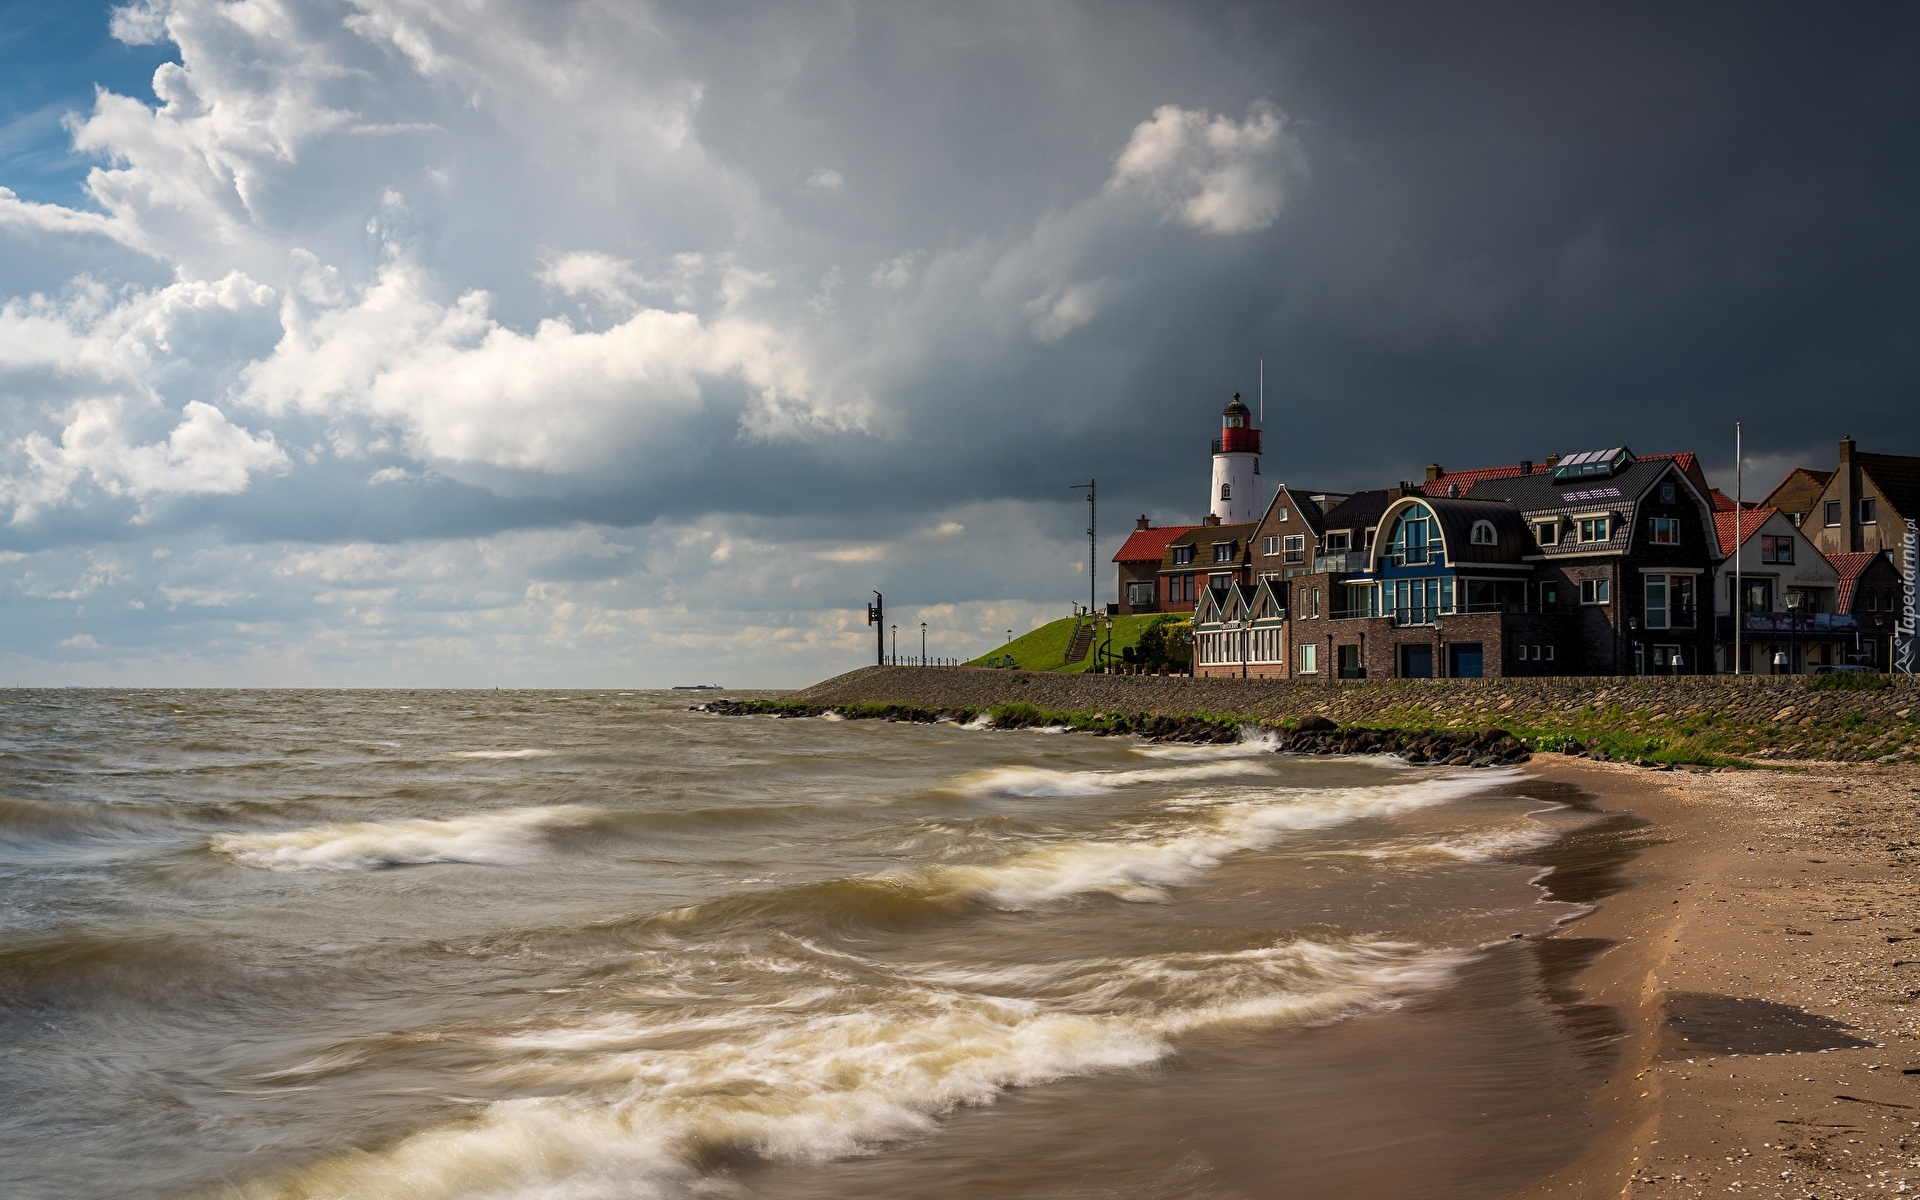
[968,614,1173,673]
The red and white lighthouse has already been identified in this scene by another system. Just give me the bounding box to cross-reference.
[1210,393,1262,523]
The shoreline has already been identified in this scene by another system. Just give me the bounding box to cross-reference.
[1506,757,1920,1198]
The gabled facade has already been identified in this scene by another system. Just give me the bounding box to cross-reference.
[1760,467,1834,528]
[1191,578,1289,677]
[1805,439,1920,560]
[1246,485,1333,586]
[1712,505,1846,674]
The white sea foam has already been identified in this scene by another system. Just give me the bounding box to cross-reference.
[959,713,993,730]
[448,748,556,759]
[818,711,847,722]
[1359,822,1561,864]
[224,937,1460,1200]
[953,758,1275,798]
[211,805,599,871]
[928,771,1517,907]
[1133,725,1282,759]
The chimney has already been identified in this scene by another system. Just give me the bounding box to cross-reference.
[1519,459,1533,476]
[1544,453,1562,469]
[1135,514,1152,531]
[1838,436,1858,553]
[1425,464,1443,482]
[1203,513,1222,527]
[1839,436,1855,464]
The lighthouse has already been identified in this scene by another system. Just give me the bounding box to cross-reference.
[1210,393,1262,523]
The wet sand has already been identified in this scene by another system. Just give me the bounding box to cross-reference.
[1510,758,1920,1199]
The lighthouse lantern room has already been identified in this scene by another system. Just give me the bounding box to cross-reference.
[1210,393,1262,524]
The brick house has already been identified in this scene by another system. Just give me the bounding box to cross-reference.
[1156,518,1259,615]
[1111,517,1197,614]
[1829,550,1905,669]
[1245,485,1338,585]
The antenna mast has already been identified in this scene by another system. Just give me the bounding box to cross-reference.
[1070,480,1096,616]
[1259,358,1264,425]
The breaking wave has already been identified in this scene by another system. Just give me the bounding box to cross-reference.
[952,758,1276,798]
[211,806,600,871]
[447,748,556,759]
[222,935,1462,1200]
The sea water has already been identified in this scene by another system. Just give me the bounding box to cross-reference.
[0,690,1627,1199]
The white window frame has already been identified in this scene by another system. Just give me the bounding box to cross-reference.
[1282,534,1306,564]
[1298,642,1318,674]
[1262,535,1280,557]
[1580,578,1611,605]
[1470,520,1497,546]
[1577,516,1610,543]
[1535,520,1559,545]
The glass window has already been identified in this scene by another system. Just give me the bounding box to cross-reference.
[1645,576,1669,629]
[1323,531,1350,552]
[1671,575,1695,626]
[1860,497,1877,524]
[1541,581,1560,607]
[1824,500,1841,527]
[1127,581,1154,606]
[1578,517,1610,543]
[1282,534,1306,564]
[1470,520,1496,545]
[1741,578,1771,614]
[1536,521,1558,545]
[1263,535,1279,556]
[1580,578,1611,605]
[1213,541,1235,563]
[1649,517,1679,545]
[1276,508,1288,522]
[1299,642,1317,673]
[1311,587,1321,618]
[1172,545,1194,566]
[1387,507,1434,565]
[1220,483,1231,501]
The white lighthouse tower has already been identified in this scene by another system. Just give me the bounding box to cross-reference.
[1210,392,1262,523]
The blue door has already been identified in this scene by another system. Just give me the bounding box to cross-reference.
[1449,642,1484,678]
[1400,644,1434,678]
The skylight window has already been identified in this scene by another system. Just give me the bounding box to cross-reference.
[1552,447,1635,482]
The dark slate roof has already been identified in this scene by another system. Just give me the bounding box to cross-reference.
[1857,452,1920,523]
[1417,497,1531,565]
[1318,489,1399,534]
[1268,487,1327,534]
[1461,456,1706,557]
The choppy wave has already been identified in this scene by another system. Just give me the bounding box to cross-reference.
[952,758,1275,798]
[447,748,556,759]
[211,806,601,871]
[1132,725,1282,759]
[930,771,1516,906]
[1359,823,1561,864]
[0,795,171,850]
[222,935,1461,1200]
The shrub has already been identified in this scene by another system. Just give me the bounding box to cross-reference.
[1807,671,1892,692]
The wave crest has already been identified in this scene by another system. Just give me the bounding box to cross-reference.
[211,806,599,871]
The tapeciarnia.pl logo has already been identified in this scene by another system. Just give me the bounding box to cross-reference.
[1898,519,1917,675]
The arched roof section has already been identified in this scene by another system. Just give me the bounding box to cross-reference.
[1370,496,1529,569]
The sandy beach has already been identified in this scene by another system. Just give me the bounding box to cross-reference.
[1513,758,1920,1199]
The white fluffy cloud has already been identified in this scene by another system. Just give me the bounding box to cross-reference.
[1107,101,1300,234]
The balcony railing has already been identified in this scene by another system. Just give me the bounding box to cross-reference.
[1211,428,1262,455]
[1312,552,1360,573]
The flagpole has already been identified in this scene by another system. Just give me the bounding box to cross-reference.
[1733,421,1742,675]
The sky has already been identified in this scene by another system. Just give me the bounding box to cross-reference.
[1,1,1917,687]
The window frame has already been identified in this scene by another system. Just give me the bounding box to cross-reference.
[1171,545,1194,566]
[1212,541,1235,564]
[1648,517,1680,545]
[1535,520,1559,546]
[1281,534,1306,564]
[1469,520,1497,546]
[1860,497,1878,525]
[1298,642,1318,674]
[1322,530,1351,553]
[1579,577,1611,605]
[1262,535,1280,557]
[1824,499,1842,527]
[1577,516,1611,544]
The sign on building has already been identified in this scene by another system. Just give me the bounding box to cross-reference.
[1898,520,1918,675]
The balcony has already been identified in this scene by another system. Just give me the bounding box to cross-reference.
[1312,551,1360,573]
[1717,612,1859,638]
[1211,428,1262,455]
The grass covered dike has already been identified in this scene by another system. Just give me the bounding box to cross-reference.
[700,698,1538,768]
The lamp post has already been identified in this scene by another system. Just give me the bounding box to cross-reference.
[920,622,927,667]
[890,625,897,665]
[1785,590,1804,676]
[1628,615,1641,676]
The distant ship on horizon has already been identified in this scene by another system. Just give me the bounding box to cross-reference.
[671,684,726,691]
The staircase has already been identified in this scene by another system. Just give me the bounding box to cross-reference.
[1065,621,1096,664]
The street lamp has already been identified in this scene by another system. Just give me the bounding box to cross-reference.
[920,621,927,667]
[1628,615,1641,676]
[890,625,897,665]
[1785,590,1805,676]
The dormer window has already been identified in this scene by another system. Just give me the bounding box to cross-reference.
[1323,531,1350,552]
[1212,541,1236,564]
[1535,520,1559,545]
[1469,520,1496,546]
[1172,545,1195,566]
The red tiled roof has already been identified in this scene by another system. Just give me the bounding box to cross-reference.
[1825,550,1882,613]
[1112,524,1199,563]
[1713,506,1777,556]
[1421,452,1701,498]
[1708,488,1764,513]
